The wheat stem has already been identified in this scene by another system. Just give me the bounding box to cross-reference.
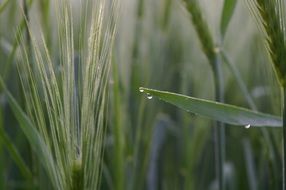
[182,0,225,189]
[112,59,125,190]
[213,54,225,190]
[283,87,286,190]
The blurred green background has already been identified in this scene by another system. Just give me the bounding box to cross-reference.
[0,0,283,189]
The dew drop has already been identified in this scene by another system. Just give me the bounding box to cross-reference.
[146,93,153,99]
[245,124,251,129]
[139,87,144,93]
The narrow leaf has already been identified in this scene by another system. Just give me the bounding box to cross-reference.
[0,78,59,187]
[220,0,237,40]
[139,87,282,127]
[0,128,33,180]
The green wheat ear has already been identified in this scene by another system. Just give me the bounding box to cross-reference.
[181,0,216,66]
[16,0,119,189]
[246,0,286,86]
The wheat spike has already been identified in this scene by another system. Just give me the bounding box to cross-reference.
[182,0,216,65]
[247,0,286,86]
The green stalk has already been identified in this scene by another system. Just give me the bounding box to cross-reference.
[0,91,5,189]
[112,59,125,190]
[129,0,146,189]
[71,158,83,190]
[161,0,172,30]
[212,54,225,190]
[129,0,144,127]
[182,0,225,188]
[283,87,286,190]
[131,99,146,190]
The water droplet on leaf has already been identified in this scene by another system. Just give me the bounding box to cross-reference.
[139,87,144,92]
[146,93,153,99]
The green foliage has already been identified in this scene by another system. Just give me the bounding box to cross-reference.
[139,87,281,127]
[220,0,237,40]
[0,78,57,187]
[0,0,285,189]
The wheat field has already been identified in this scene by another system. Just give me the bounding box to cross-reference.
[0,0,285,189]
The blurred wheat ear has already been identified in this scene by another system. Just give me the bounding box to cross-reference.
[246,0,286,86]
[181,0,216,65]
[16,0,118,189]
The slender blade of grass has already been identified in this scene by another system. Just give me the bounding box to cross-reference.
[242,139,257,190]
[112,58,125,190]
[139,87,282,127]
[221,50,257,110]
[0,128,33,181]
[0,99,5,189]
[2,0,34,80]
[0,77,60,189]
[220,0,237,40]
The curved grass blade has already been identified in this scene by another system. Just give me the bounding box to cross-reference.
[139,87,282,127]
[220,0,237,40]
[2,0,34,80]
[0,78,60,188]
[221,50,256,110]
[0,128,33,181]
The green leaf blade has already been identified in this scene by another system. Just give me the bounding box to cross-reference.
[140,87,282,127]
[0,78,61,188]
[220,0,237,40]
